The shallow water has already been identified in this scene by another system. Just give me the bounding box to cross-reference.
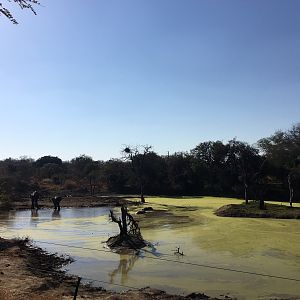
[0,197,299,300]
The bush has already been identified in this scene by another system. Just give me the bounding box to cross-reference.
[63,179,77,190]
[0,193,13,210]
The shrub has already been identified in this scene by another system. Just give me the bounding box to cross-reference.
[0,193,13,210]
[63,179,77,190]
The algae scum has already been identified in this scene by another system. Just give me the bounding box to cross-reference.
[0,197,299,299]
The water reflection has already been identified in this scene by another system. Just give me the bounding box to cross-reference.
[108,245,160,285]
[30,209,39,227]
[52,210,61,220]
[31,209,39,218]
[1,207,112,230]
[109,254,139,284]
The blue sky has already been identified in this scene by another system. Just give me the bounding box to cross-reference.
[0,0,299,161]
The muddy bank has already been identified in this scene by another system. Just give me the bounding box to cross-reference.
[0,238,224,300]
[215,202,300,219]
[11,195,139,210]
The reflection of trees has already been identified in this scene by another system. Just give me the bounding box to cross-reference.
[109,254,139,284]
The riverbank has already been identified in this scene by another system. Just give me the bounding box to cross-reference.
[215,202,300,219]
[11,195,139,210]
[0,238,221,300]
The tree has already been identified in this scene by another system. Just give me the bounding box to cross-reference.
[166,153,195,195]
[104,159,131,194]
[191,141,229,195]
[35,156,62,168]
[70,155,101,195]
[35,156,63,184]
[258,123,300,207]
[107,205,145,250]
[226,140,261,204]
[122,145,152,203]
[0,0,39,24]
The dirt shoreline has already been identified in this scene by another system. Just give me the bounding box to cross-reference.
[0,237,222,300]
[12,195,139,210]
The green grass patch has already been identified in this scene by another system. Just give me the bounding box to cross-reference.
[215,201,300,219]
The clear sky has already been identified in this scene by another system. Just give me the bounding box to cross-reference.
[0,0,299,161]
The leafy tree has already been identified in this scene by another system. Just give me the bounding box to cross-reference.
[0,178,14,210]
[39,163,62,180]
[70,155,93,178]
[258,123,300,207]
[0,0,39,24]
[191,141,228,167]
[191,141,229,195]
[36,156,62,168]
[166,153,195,195]
[35,156,63,184]
[104,159,131,194]
[226,140,261,204]
[141,152,168,195]
[70,155,102,194]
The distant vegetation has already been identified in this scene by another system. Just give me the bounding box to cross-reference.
[0,124,299,208]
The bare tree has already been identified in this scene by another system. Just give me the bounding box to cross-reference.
[107,205,145,250]
[0,0,40,24]
[122,145,152,203]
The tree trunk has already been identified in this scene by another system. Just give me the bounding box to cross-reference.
[259,189,265,210]
[108,205,145,250]
[259,198,265,210]
[288,173,293,207]
[90,177,93,196]
[244,181,248,204]
[121,206,128,236]
[140,185,145,203]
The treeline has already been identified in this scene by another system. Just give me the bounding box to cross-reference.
[0,124,299,204]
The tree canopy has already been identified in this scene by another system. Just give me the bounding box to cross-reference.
[258,123,300,206]
[0,124,299,205]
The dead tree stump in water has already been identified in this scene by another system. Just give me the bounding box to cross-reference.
[107,205,146,250]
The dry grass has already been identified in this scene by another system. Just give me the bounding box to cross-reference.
[0,289,13,300]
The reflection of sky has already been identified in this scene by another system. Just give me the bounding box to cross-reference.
[0,207,116,245]
[0,199,300,299]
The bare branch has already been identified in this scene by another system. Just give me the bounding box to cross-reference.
[1,0,40,24]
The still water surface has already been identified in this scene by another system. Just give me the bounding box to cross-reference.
[0,197,299,300]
